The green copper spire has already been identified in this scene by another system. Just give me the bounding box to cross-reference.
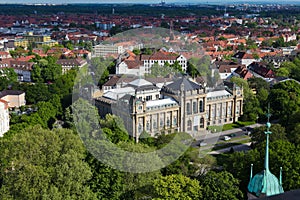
[247,104,284,197]
[265,105,272,172]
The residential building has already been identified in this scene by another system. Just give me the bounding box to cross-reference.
[93,44,124,57]
[95,76,243,142]
[0,90,25,108]
[215,60,244,80]
[23,33,58,48]
[56,58,87,73]
[234,51,260,67]
[248,62,275,81]
[116,49,187,76]
[5,38,29,49]
[116,59,145,76]
[0,51,11,59]
[0,99,9,137]
[10,60,34,82]
[232,65,253,80]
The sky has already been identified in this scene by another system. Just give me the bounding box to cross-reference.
[0,0,299,5]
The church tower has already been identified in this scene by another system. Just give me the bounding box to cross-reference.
[247,109,284,199]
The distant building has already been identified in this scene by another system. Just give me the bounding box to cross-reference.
[24,33,58,48]
[0,99,9,137]
[93,44,124,57]
[0,90,26,108]
[232,65,253,80]
[116,49,187,76]
[215,61,244,80]
[248,62,275,81]
[234,51,260,67]
[0,51,11,59]
[10,60,34,82]
[95,76,243,142]
[57,58,87,74]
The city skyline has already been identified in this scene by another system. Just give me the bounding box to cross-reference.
[0,0,300,5]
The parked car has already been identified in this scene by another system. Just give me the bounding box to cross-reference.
[199,142,207,147]
[223,136,231,141]
[244,127,253,135]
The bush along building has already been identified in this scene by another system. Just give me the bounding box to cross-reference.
[95,75,243,142]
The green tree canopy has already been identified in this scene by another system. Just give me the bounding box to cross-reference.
[0,126,96,199]
[0,68,18,90]
[199,171,244,200]
[152,174,202,200]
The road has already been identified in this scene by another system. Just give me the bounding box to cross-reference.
[191,123,263,149]
[209,142,252,155]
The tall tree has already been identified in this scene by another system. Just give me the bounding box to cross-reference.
[152,174,202,200]
[0,126,97,199]
[199,171,244,200]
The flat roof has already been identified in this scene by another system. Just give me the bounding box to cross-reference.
[206,90,231,98]
[146,98,178,108]
[103,87,135,100]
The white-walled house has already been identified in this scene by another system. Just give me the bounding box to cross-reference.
[0,99,9,137]
[116,50,187,76]
[116,60,145,76]
[233,52,260,67]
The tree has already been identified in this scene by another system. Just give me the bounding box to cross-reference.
[230,76,262,121]
[199,171,243,200]
[31,64,43,82]
[0,68,18,90]
[269,80,300,126]
[273,36,285,48]
[237,43,245,50]
[85,153,124,200]
[187,62,200,78]
[0,126,97,199]
[276,67,290,77]
[152,174,202,200]
[132,48,141,55]
[100,114,129,144]
[250,124,287,145]
[24,83,51,104]
[218,36,227,41]
[289,123,300,146]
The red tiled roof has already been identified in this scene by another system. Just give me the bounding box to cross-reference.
[124,60,143,69]
[0,99,9,109]
[234,65,253,80]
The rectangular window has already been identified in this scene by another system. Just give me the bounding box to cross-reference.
[193,102,197,114]
[199,100,204,112]
[187,103,191,115]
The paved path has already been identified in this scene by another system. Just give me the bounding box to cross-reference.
[209,142,252,155]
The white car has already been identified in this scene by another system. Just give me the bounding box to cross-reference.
[199,142,207,147]
[223,136,231,141]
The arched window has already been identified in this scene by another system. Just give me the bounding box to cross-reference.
[199,100,204,112]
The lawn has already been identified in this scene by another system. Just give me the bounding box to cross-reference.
[222,121,255,131]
